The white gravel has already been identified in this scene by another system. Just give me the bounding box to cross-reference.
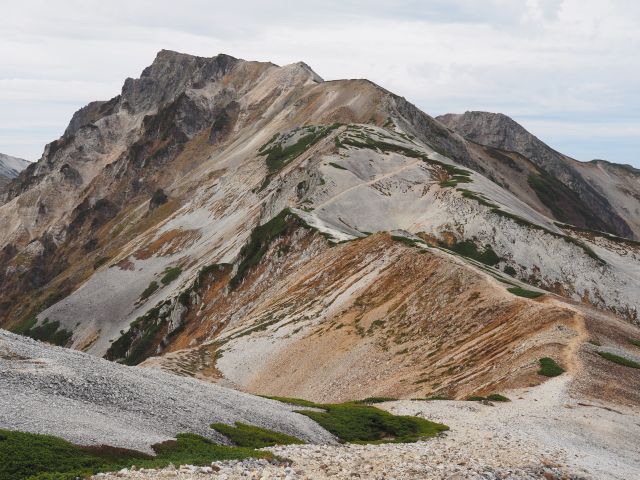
[0,330,335,453]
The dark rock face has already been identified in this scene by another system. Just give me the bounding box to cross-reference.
[438,111,634,238]
[121,50,239,114]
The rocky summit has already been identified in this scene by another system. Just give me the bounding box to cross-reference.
[1,51,639,479]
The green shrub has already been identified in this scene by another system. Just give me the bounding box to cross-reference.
[140,281,159,301]
[210,422,303,448]
[629,339,640,348]
[538,357,565,377]
[503,265,516,276]
[507,287,544,299]
[230,209,293,288]
[486,393,510,402]
[268,397,447,444]
[160,266,182,285]
[597,351,640,369]
[22,319,73,347]
[354,397,396,404]
[329,162,348,170]
[0,429,271,480]
[448,240,500,266]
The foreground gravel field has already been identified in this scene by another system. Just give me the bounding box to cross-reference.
[0,330,334,452]
[93,377,640,480]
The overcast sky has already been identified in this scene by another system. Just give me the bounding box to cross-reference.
[1,0,638,166]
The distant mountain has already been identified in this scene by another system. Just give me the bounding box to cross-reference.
[437,111,640,238]
[0,153,30,190]
[0,51,639,405]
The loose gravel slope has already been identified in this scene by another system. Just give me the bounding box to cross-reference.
[0,330,334,453]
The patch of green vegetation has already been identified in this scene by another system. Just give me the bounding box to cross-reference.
[390,235,425,249]
[467,394,510,402]
[629,338,640,348]
[354,397,396,404]
[269,398,448,444]
[12,315,38,335]
[447,240,500,266]
[503,265,517,276]
[105,302,169,365]
[507,287,544,299]
[439,179,459,188]
[21,319,73,347]
[597,351,640,369]
[0,429,271,480]
[140,281,159,301]
[261,124,341,175]
[328,162,348,171]
[457,189,498,208]
[538,357,565,377]
[588,339,602,346]
[160,266,182,285]
[210,422,303,448]
[230,209,293,289]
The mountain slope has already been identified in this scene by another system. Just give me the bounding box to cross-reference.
[437,111,640,239]
[0,153,29,179]
[1,51,639,405]
[0,153,30,192]
[0,329,333,452]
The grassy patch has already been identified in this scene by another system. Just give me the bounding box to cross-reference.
[105,302,169,365]
[503,265,516,276]
[210,422,303,448]
[354,397,396,404]
[21,319,73,347]
[269,398,448,444]
[140,281,159,301]
[629,339,640,348]
[160,266,182,285]
[447,240,500,266]
[328,162,348,171]
[597,351,640,369]
[507,287,544,299]
[538,357,565,377]
[230,209,293,289]
[0,429,271,480]
[458,189,498,208]
[467,394,510,402]
[259,124,341,184]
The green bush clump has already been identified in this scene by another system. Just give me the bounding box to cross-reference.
[268,397,448,444]
[467,394,510,402]
[105,303,168,365]
[22,319,73,347]
[354,397,396,404]
[140,281,159,301]
[261,124,341,174]
[328,162,348,170]
[230,209,293,288]
[629,338,640,348]
[538,357,565,377]
[210,422,303,448]
[0,429,271,480]
[448,240,500,266]
[160,266,182,285]
[507,287,544,299]
[597,351,640,369]
[503,265,516,276]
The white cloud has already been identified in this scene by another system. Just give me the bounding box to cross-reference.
[0,0,638,165]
